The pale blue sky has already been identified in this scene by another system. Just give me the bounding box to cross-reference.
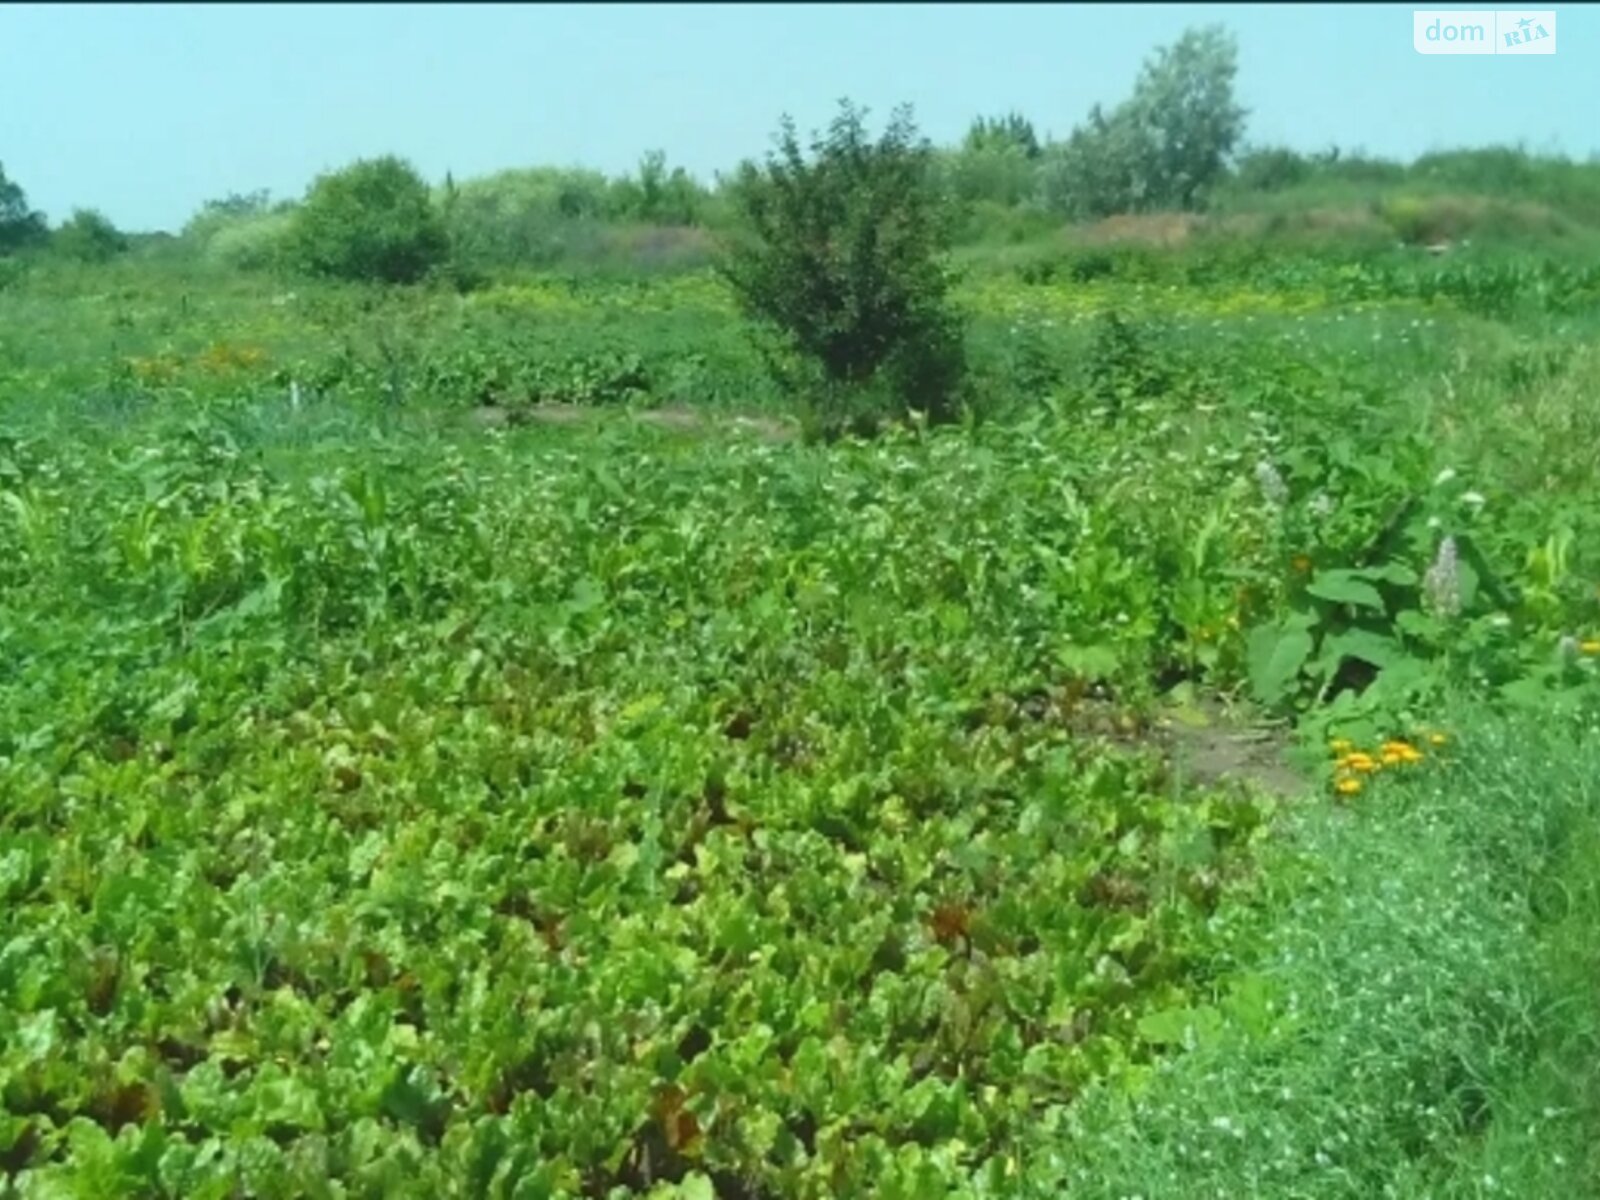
[2,3,1595,232]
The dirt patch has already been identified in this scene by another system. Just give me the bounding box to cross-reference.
[633,406,707,433]
[468,404,595,429]
[1075,212,1205,249]
[1006,685,1306,801]
[726,415,800,444]
[1152,695,1304,799]
[633,408,800,444]
[469,405,514,428]
[522,404,594,426]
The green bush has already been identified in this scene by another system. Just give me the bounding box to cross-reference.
[182,189,274,245]
[1231,145,1311,192]
[51,208,128,263]
[1081,310,1171,416]
[0,162,48,256]
[0,256,28,291]
[607,150,708,225]
[291,156,448,284]
[940,145,1043,209]
[721,100,968,434]
[206,211,296,271]
[439,167,617,273]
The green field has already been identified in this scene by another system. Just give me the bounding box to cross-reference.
[4,224,1600,1198]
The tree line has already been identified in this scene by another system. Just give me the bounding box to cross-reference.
[7,25,1596,279]
[5,24,1599,440]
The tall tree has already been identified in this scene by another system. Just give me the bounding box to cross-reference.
[0,163,48,255]
[1041,26,1247,217]
[964,113,1042,160]
[1125,25,1248,210]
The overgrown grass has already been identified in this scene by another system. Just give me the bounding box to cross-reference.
[6,183,1600,1194]
[1025,699,1600,1198]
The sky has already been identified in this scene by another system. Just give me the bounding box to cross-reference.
[2,3,1595,233]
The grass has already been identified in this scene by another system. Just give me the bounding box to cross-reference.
[1026,700,1600,1199]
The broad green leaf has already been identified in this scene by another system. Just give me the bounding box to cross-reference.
[1057,642,1121,681]
[1306,570,1386,612]
[1361,560,1418,586]
[1246,622,1314,705]
[1136,1004,1222,1049]
[1322,629,1402,669]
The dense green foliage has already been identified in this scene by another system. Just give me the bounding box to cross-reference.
[291,157,450,285]
[963,115,1041,161]
[437,162,715,280]
[0,394,1287,1196]
[3,202,1600,1191]
[181,192,296,272]
[0,163,48,257]
[1039,26,1246,217]
[1028,701,1600,1198]
[5,16,1600,1197]
[722,103,968,432]
[20,29,1600,288]
[51,209,128,265]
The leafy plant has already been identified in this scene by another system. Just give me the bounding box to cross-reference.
[1080,310,1169,416]
[721,100,968,434]
[1240,456,1589,747]
[52,208,128,264]
[291,156,449,285]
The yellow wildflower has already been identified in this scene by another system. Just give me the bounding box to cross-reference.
[1343,752,1378,773]
[1427,732,1448,747]
[1581,640,1600,656]
[1335,777,1363,796]
[1330,738,1353,755]
[1381,740,1419,763]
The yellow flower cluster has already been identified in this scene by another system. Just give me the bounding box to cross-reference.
[197,342,268,373]
[126,343,268,385]
[1328,733,1445,797]
[126,353,185,386]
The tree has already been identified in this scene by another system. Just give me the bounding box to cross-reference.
[202,189,272,220]
[53,209,128,263]
[964,112,1041,160]
[182,189,275,248]
[290,156,448,284]
[0,163,47,255]
[721,100,967,434]
[1231,145,1310,192]
[1039,102,1150,217]
[1041,26,1247,217]
[1126,25,1247,209]
[944,113,1044,209]
[442,167,611,271]
[607,151,707,225]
